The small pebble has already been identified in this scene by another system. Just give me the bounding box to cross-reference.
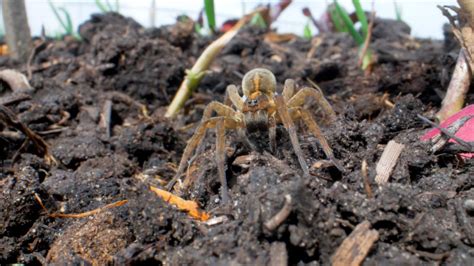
[463,199,474,214]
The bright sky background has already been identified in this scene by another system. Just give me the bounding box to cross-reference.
[15,0,458,39]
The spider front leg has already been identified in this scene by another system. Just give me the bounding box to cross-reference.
[290,107,345,172]
[275,95,310,176]
[286,83,337,122]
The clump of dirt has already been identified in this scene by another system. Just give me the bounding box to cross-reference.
[1,12,473,265]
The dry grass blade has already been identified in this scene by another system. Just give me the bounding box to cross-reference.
[375,140,405,185]
[361,159,373,198]
[436,3,474,121]
[150,185,210,221]
[331,220,379,266]
[34,193,128,218]
[436,48,471,122]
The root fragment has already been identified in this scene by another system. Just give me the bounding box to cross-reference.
[264,194,292,231]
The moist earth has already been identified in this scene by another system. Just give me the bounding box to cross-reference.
[1,13,473,265]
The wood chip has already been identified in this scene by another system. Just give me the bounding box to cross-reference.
[375,140,405,185]
[331,220,379,266]
[269,242,288,266]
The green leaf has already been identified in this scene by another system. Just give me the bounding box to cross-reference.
[334,0,364,45]
[250,13,267,29]
[48,0,68,34]
[106,0,115,12]
[58,7,73,35]
[95,0,109,12]
[303,21,312,40]
[394,1,403,22]
[328,4,346,32]
[352,0,368,38]
[204,0,216,32]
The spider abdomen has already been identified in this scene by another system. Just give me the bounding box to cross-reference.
[244,110,269,133]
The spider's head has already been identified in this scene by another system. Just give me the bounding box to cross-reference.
[241,68,277,133]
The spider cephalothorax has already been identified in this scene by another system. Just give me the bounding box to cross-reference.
[168,68,343,202]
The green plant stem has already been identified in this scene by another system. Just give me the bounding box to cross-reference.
[352,0,368,37]
[303,20,312,39]
[165,10,258,118]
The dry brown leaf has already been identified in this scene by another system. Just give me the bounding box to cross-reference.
[150,185,210,221]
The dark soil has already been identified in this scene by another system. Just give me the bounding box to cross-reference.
[1,12,473,265]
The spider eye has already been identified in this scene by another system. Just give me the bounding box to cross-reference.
[246,98,258,107]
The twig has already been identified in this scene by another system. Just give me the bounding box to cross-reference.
[418,114,473,151]
[165,8,263,118]
[264,194,292,231]
[0,93,31,106]
[331,220,379,266]
[405,246,450,261]
[361,159,373,198]
[302,7,327,33]
[34,193,128,218]
[27,40,48,80]
[0,104,57,165]
[375,140,405,185]
[107,91,149,119]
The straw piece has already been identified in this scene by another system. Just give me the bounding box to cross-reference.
[375,140,405,185]
[331,220,379,266]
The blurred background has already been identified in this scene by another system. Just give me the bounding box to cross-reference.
[0,0,459,39]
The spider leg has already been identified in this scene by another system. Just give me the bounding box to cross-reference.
[290,107,345,172]
[202,100,239,119]
[282,79,296,102]
[215,119,229,203]
[275,95,310,176]
[269,79,296,154]
[226,84,244,111]
[287,86,337,122]
[268,116,276,153]
[167,117,241,194]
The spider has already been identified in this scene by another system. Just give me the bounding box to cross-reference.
[168,68,343,202]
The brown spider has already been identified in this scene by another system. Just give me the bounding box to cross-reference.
[168,68,343,202]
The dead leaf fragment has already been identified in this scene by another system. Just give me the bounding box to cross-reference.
[150,185,210,221]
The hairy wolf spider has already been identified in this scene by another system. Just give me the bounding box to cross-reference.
[168,68,343,202]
